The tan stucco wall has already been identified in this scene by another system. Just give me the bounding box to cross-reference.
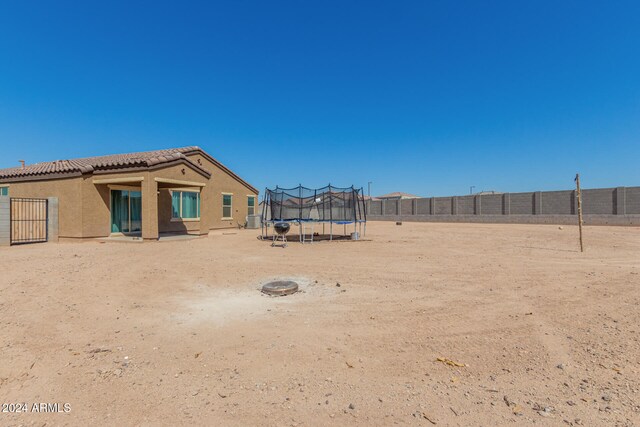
[79,165,210,238]
[0,178,84,238]
[80,175,113,238]
[0,152,257,239]
[151,165,209,235]
[185,153,258,230]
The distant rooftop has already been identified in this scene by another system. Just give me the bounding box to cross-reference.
[376,192,421,199]
[473,190,503,195]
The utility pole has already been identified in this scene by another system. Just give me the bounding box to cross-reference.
[575,174,584,252]
[470,186,475,195]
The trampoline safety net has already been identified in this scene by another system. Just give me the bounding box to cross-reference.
[263,185,367,223]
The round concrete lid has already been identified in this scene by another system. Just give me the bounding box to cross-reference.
[261,280,299,296]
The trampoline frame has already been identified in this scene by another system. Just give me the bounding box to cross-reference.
[260,184,367,242]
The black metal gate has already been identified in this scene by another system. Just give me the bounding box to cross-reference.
[10,198,48,245]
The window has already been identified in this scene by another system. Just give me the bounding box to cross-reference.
[0,187,7,196]
[171,190,200,219]
[222,194,232,218]
[248,196,256,215]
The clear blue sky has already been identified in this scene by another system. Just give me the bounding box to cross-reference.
[1,1,639,197]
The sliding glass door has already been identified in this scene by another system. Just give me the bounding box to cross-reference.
[111,189,142,233]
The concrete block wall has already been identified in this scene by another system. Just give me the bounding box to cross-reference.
[383,200,397,215]
[626,187,640,214]
[368,200,382,215]
[47,197,59,243]
[400,198,413,215]
[541,190,574,215]
[416,198,430,214]
[481,194,503,215]
[510,192,535,215]
[457,196,474,215]
[434,197,452,215]
[367,186,640,226]
[0,197,9,246]
[582,188,615,215]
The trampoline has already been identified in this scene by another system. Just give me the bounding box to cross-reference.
[261,184,367,242]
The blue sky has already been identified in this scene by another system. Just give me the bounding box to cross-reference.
[1,1,639,197]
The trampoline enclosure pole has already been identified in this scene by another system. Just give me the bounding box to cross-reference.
[329,184,333,241]
[353,187,357,234]
[261,189,266,238]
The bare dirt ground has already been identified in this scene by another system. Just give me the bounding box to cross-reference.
[1,222,639,426]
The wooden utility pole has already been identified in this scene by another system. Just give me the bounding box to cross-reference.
[575,173,584,252]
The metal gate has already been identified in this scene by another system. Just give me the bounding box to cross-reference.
[10,198,48,245]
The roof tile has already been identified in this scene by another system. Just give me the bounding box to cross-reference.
[0,146,207,179]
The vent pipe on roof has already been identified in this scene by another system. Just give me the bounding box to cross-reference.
[19,160,25,169]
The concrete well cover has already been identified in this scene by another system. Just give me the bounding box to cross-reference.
[261,281,299,296]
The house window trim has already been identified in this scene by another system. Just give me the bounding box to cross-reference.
[0,185,8,197]
[247,195,256,215]
[170,189,201,222]
[222,192,233,220]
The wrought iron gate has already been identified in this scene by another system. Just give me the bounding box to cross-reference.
[10,198,48,245]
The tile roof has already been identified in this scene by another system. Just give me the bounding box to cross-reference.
[0,147,209,179]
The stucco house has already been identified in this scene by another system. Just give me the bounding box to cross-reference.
[0,147,258,240]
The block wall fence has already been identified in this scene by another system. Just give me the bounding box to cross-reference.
[366,186,640,226]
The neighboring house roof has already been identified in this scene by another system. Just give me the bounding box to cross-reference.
[474,190,503,195]
[0,146,258,194]
[376,192,420,199]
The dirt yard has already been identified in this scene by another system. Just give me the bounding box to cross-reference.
[0,222,639,426]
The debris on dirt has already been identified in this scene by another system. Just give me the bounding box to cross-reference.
[345,361,354,368]
[436,357,466,367]
[503,396,523,415]
[348,403,355,410]
[414,411,436,424]
[532,403,554,417]
[87,348,111,354]
[336,283,341,287]
[195,352,202,359]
